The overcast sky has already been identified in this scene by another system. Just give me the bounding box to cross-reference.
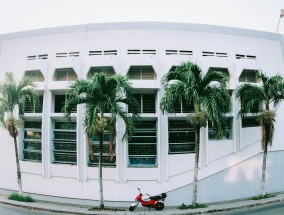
[0,0,283,34]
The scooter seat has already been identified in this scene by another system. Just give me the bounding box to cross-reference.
[149,195,162,200]
[149,193,167,200]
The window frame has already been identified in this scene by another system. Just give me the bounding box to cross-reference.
[54,94,77,113]
[239,69,260,83]
[88,131,116,167]
[242,117,260,128]
[208,117,233,140]
[88,66,116,78]
[127,66,157,80]
[168,120,196,154]
[54,68,78,81]
[52,122,77,165]
[24,95,44,113]
[128,120,157,167]
[23,121,42,162]
[130,93,156,114]
[25,70,45,82]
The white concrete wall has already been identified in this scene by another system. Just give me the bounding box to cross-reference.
[0,22,284,206]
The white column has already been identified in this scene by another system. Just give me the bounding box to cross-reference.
[42,90,52,178]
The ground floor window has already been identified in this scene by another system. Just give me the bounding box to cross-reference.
[89,132,116,167]
[168,120,195,154]
[23,121,42,162]
[129,93,156,113]
[208,117,233,140]
[53,122,77,164]
[128,120,157,167]
[242,117,260,128]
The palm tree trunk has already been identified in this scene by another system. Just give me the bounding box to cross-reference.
[261,143,268,197]
[13,135,22,194]
[192,127,200,207]
[87,135,94,161]
[98,131,104,209]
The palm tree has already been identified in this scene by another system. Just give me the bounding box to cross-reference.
[160,61,231,206]
[0,72,38,194]
[64,73,139,209]
[235,71,284,197]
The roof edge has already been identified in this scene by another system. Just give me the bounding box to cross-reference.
[0,22,282,41]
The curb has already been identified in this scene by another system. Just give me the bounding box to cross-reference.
[0,195,284,215]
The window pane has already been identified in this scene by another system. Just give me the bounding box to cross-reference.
[89,132,116,167]
[24,141,41,150]
[24,121,42,129]
[168,120,195,154]
[173,99,194,113]
[25,70,45,82]
[182,99,194,113]
[54,95,65,113]
[23,152,42,162]
[208,118,233,140]
[54,95,77,113]
[128,67,141,80]
[242,117,260,128]
[54,141,76,151]
[54,153,77,163]
[54,68,77,81]
[169,143,195,153]
[208,67,230,81]
[53,122,77,164]
[88,66,115,78]
[54,132,76,140]
[129,157,156,166]
[89,155,116,167]
[23,121,42,162]
[55,122,76,129]
[129,144,156,155]
[24,131,41,139]
[93,143,115,154]
[169,131,195,143]
[143,94,156,113]
[173,100,182,113]
[128,120,157,166]
[128,66,156,80]
[239,70,259,83]
[24,95,44,113]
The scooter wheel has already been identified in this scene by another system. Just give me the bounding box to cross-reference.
[154,202,164,211]
[129,206,135,211]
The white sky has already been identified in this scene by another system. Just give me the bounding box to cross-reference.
[0,0,284,34]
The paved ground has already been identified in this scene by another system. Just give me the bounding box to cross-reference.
[0,193,284,215]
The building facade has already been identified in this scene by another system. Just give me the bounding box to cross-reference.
[0,22,284,206]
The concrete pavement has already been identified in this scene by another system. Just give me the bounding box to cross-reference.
[0,193,284,215]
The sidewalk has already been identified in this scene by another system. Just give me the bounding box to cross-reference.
[0,193,284,215]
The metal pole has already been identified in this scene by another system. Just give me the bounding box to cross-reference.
[277,9,284,33]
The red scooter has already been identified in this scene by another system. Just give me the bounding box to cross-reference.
[129,188,167,211]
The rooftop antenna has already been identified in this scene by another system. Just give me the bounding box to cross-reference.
[277,9,284,33]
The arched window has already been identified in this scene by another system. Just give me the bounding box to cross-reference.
[127,66,156,80]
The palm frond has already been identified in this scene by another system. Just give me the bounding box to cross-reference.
[161,61,231,137]
[160,81,187,114]
[201,70,228,89]
[0,72,38,131]
[235,83,264,115]
[64,72,140,146]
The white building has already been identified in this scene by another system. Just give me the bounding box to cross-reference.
[0,22,284,206]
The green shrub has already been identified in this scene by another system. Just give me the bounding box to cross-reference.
[251,193,275,200]
[178,203,207,209]
[89,206,125,211]
[8,193,35,202]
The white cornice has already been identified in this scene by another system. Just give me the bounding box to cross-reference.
[0,22,282,41]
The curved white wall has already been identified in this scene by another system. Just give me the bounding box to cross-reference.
[0,22,284,206]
